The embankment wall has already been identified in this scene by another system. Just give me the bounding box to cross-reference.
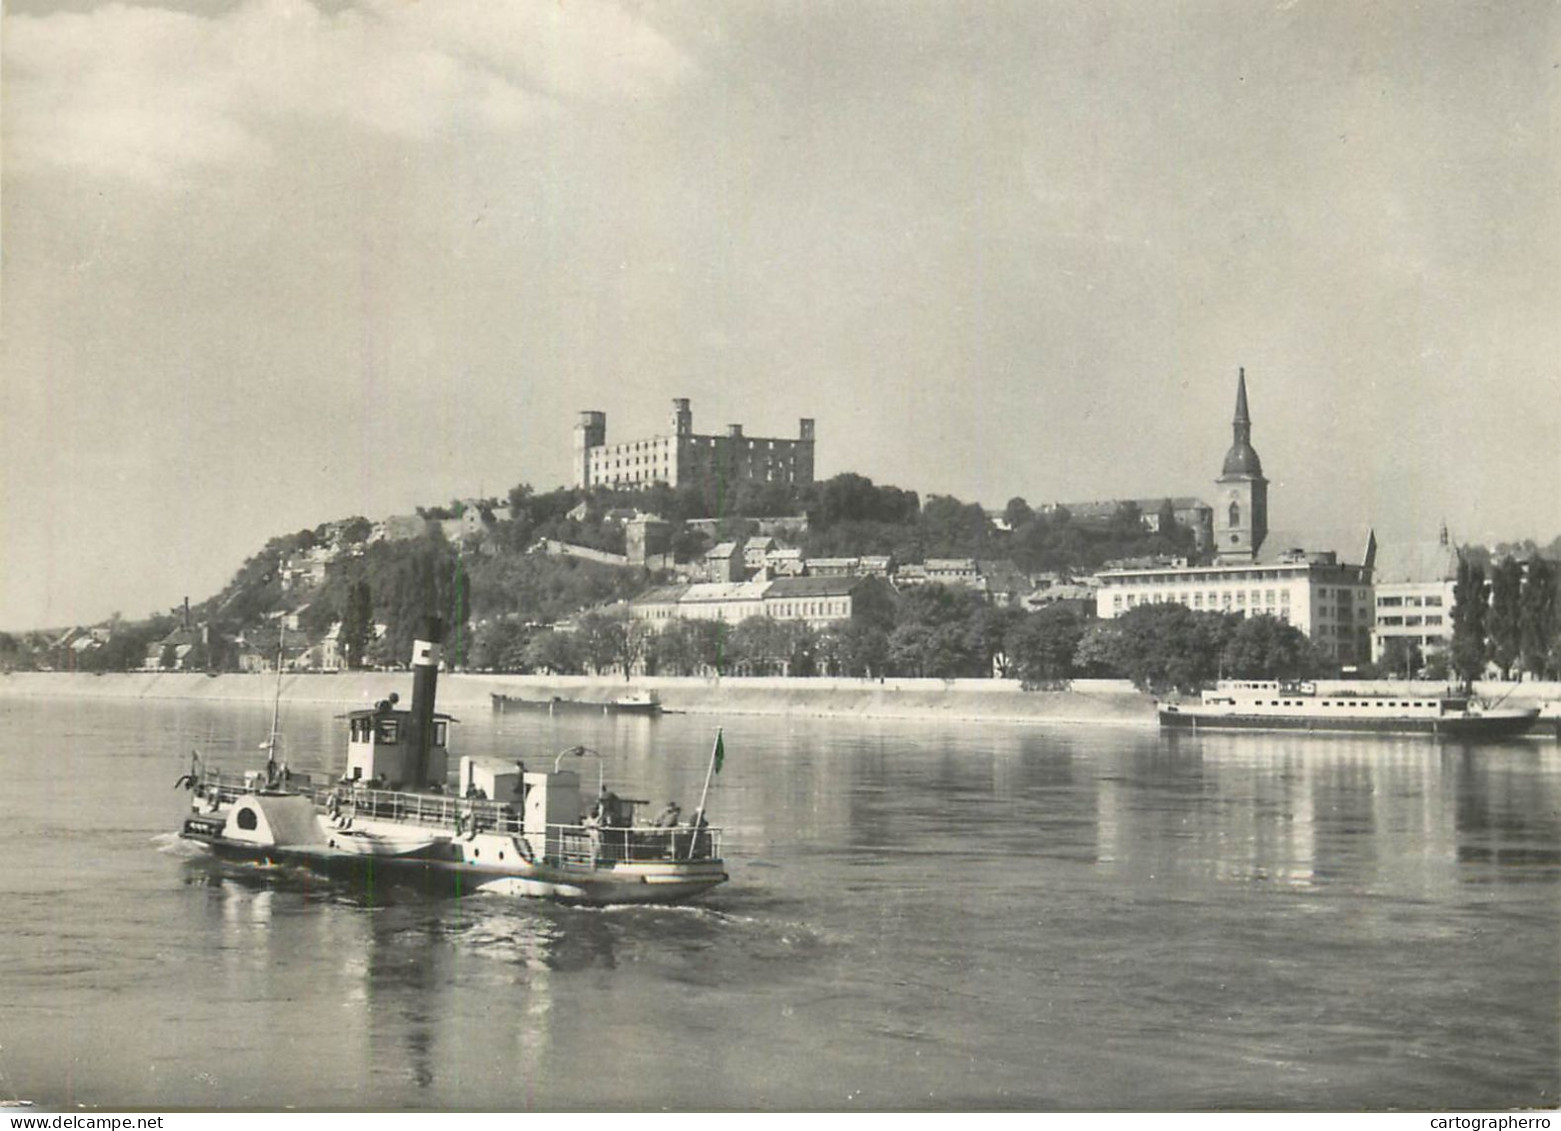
[5,673,1556,728]
[0,672,1157,726]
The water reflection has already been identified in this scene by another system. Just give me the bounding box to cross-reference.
[10,696,1555,1109]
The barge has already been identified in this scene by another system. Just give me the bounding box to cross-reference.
[1158,680,1540,739]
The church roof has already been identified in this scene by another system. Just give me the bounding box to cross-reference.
[1220,368,1264,477]
[1221,441,1264,477]
[1372,540,1460,584]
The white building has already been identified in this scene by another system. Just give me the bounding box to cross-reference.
[1095,551,1374,663]
[1092,372,1374,665]
[1370,529,1458,669]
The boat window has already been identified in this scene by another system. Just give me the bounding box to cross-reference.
[433,721,448,747]
[377,719,400,744]
[237,808,258,831]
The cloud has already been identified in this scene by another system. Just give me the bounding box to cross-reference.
[2,0,693,186]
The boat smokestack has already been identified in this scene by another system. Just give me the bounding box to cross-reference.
[407,616,443,787]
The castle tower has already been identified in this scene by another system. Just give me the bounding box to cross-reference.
[1213,369,1268,563]
[671,398,693,436]
[573,411,606,489]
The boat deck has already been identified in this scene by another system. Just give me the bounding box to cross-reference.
[191,770,722,864]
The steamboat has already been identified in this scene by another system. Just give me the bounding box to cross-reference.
[1158,680,1540,739]
[177,619,727,904]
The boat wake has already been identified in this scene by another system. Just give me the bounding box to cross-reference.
[152,831,206,857]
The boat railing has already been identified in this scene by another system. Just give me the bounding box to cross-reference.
[191,769,722,862]
[546,822,722,866]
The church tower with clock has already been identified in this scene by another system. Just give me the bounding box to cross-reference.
[1214,369,1268,563]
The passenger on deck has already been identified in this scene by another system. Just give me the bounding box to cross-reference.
[655,801,681,828]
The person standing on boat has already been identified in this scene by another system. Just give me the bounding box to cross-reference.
[656,801,681,827]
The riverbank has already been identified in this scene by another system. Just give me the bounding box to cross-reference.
[6,671,1557,729]
[0,671,1157,726]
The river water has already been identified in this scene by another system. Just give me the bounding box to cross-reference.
[1,695,1557,1112]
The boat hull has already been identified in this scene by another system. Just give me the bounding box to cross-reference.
[1158,707,1539,739]
[491,694,661,716]
[187,826,728,905]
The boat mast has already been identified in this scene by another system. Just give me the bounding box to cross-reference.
[264,619,285,771]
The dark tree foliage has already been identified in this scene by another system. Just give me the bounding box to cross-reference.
[885,584,994,678]
[1519,557,1558,678]
[727,616,817,677]
[809,473,920,528]
[1220,614,1325,682]
[1071,603,1236,693]
[815,619,890,678]
[1378,636,1422,680]
[1486,558,1524,679]
[365,535,470,665]
[462,553,646,626]
[339,579,373,669]
[523,628,586,675]
[917,495,996,561]
[1005,604,1089,687]
[1452,555,1488,684]
[1003,497,1035,529]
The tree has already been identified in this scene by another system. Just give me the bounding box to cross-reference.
[1110,500,1144,537]
[1005,605,1088,687]
[1086,603,1233,693]
[1519,557,1557,678]
[339,580,373,669]
[1378,637,1422,680]
[577,611,627,676]
[885,585,993,678]
[728,616,807,676]
[1003,497,1035,529]
[1451,555,1488,684]
[918,495,994,560]
[818,619,889,678]
[1221,614,1324,681]
[1486,558,1524,679]
[523,629,585,675]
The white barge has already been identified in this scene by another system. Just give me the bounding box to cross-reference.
[1158,680,1540,739]
[178,619,728,904]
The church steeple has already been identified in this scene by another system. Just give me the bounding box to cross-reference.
[1221,367,1263,477]
[1214,368,1269,562]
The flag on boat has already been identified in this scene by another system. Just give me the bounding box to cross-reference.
[713,730,724,774]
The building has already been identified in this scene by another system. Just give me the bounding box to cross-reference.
[1040,498,1215,552]
[1370,526,1458,669]
[764,546,806,577]
[629,575,893,632]
[572,398,816,492]
[1095,551,1373,662]
[1212,368,1269,563]
[704,541,744,583]
[1094,372,1373,664]
[743,536,777,573]
[624,513,672,568]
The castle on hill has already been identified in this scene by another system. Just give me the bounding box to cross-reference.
[572,398,815,493]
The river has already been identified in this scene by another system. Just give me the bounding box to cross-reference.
[1,696,1556,1111]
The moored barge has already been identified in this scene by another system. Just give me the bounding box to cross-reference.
[1159,680,1540,739]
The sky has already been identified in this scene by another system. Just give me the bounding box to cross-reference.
[3,0,1558,631]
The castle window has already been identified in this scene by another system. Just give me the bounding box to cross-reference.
[1228,501,1240,527]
